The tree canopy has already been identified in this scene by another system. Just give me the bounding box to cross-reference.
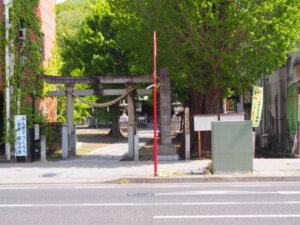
[61,3,131,76]
[56,0,300,147]
[60,2,133,136]
[110,0,300,111]
[56,0,105,47]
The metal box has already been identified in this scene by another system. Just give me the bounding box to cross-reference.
[212,121,253,173]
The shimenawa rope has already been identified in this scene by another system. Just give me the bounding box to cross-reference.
[65,87,136,108]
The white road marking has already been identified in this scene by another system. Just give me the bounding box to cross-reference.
[154,214,300,219]
[0,187,39,190]
[1,201,300,208]
[156,190,300,196]
[278,191,300,195]
[156,190,275,195]
[230,184,271,187]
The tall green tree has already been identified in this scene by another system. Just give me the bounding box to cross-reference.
[110,0,300,153]
[56,0,105,47]
[110,0,300,109]
[56,0,88,47]
[61,2,132,137]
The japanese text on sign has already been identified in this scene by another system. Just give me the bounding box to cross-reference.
[184,107,190,134]
[14,115,27,156]
[34,124,40,140]
[250,86,263,128]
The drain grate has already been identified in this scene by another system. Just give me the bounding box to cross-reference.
[127,192,154,197]
[41,173,58,178]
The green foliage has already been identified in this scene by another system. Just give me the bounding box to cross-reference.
[43,40,63,98]
[1,0,46,145]
[57,97,91,124]
[60,2,134,125]
[56,0,106,47]
[9,0,43,97]
[110,0,300,102]
[61,2,131,76]
[56,68,95,123]
[56,0,112,124]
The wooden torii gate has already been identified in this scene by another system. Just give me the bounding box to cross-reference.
[38,74,152,158]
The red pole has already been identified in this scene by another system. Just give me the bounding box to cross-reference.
[153,31,158,176]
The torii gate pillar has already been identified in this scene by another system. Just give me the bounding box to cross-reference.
[66,84,76,156]
[127,84,136,159]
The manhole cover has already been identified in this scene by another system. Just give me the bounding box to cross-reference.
[127,192,153,197]
[41,173,58,178]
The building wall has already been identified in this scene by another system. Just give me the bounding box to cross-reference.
[37,0,57,122]
[262,68,287,136]
[261,49,300,155]
[37,0,56,67]
[0,0,57,122]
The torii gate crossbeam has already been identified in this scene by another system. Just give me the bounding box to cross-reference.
[38,74,152,84]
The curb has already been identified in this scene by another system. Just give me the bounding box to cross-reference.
[108,176,300,184]
[1,176,300,186]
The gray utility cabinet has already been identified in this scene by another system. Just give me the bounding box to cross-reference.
[212,121,253,174]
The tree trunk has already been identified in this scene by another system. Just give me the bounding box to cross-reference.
[108,104,124,138]
[178,87,224,158]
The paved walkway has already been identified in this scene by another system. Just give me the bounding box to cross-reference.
[1,129,300,185]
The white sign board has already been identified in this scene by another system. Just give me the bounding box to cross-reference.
[220,114,245,122]
[194,115,219,131]
[34,124,40,140]
[14,115,27,156]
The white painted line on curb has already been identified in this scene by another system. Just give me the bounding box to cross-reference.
[75,185,193,189]
[1,183,300,190]
[153,214,300,219]
[0,185,193,190]
[1,201,300,208]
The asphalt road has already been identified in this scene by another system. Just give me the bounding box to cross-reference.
[1,182,300,225]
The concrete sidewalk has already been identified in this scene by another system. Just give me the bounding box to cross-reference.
[1,158,300,185]
[1,128,300,185]
[1,157,300,185]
